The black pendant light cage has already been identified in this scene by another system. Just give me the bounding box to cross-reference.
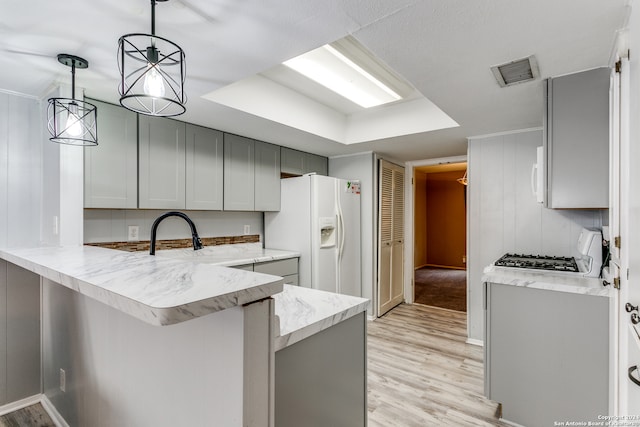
[47,54,98,146]
[118,0,186,117]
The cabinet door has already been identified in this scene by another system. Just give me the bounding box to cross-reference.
[139,116,186,209]
[281,147,305,175]
[186,124,223,210]
[545,67,610,208]
[255,141,281,211]
[84,100,137,208]
[224,134,255,211]
[305,153,328,176]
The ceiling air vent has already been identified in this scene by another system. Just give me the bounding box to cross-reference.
[491,55,539,87]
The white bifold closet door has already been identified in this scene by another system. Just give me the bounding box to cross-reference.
[378,159,405,317]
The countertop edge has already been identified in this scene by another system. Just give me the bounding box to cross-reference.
[0,246,285,326]
[482,267,611,298]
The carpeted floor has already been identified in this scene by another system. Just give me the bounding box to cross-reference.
[414,266,467,312]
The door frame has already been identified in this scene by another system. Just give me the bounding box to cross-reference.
[404,155,467,308]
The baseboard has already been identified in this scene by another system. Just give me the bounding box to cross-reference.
[0,394,41,417]
[40,395,70,427]
[424,264,466,271]
[466,338,484,347]
[498,417,527,427]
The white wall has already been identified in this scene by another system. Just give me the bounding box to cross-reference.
[0,92,43,248]
[467,129,604,342]
[84,209,264,243]
[329,153,376,317]
[42,278,244,426]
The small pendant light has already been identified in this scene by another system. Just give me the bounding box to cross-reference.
[118,0,186,117]
[47,54,98,146]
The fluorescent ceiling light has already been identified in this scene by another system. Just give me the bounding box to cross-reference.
[283,44,402,108]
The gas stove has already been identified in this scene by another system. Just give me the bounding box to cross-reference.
[494,253,579,272]
[491,228,603,278]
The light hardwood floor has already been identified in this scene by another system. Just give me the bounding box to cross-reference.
[367,303,510,427]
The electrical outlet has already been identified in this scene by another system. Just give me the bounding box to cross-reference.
[128,225,140,241]
[244,225,250,235]
[59,368,66,392]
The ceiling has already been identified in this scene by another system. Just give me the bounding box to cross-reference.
[0,0,629,162]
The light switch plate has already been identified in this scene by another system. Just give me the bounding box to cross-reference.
[244,225,250,235]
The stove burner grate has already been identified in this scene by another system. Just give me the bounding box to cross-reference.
[494,253,579,273]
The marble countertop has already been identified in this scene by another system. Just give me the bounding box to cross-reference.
[272,285,369,351]
[155,242,300,266]
[0,245,284,326]
[483,265,611,297]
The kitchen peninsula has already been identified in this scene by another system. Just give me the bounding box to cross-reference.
[0,245,368,426]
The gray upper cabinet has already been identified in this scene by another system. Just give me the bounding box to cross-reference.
[139,116,186,209]
[224,134,255,211]
[186,124,223,210]
[84,99,137,208]
[281,147,328,176]
[281,147,306,175]
[305,153,328,176]
[544,67,610,209]
[255,141,281,211]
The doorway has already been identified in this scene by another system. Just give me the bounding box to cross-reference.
[413,162,467,312]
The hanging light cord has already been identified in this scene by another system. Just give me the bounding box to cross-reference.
[150,0,156,36]
[70,59,76,100]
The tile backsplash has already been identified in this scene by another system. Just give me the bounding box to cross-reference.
[87,235,260,252]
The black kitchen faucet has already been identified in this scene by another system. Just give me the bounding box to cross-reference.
[149,211,203,255]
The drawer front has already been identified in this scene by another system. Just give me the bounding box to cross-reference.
[253,258,298,276]
[282,274,298,286]
[232,264,254,272]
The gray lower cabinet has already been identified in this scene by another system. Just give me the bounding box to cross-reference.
[231,258,299,285]
[255,141,281,211]
[84,99,137,208]
[224,134,255,211]
[139,116,186,209]
[253,258,298,285]
[0,260,40,405]
[484,282,609,426]
[544,67,610,208]
[281,147,328,176]
[185,124,223,210]
[275,313,366,427]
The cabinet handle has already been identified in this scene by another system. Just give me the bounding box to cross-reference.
[632,313,640,325]
[603,280,610,287]
[629,366,640,387]
[626,302,639,313]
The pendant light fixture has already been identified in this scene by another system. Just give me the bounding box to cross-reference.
[47,54,98,146]
[118,0,186,117]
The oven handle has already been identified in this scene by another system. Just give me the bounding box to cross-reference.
[629,365,640,387]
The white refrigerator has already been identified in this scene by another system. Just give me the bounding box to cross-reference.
[265,175,361,297]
